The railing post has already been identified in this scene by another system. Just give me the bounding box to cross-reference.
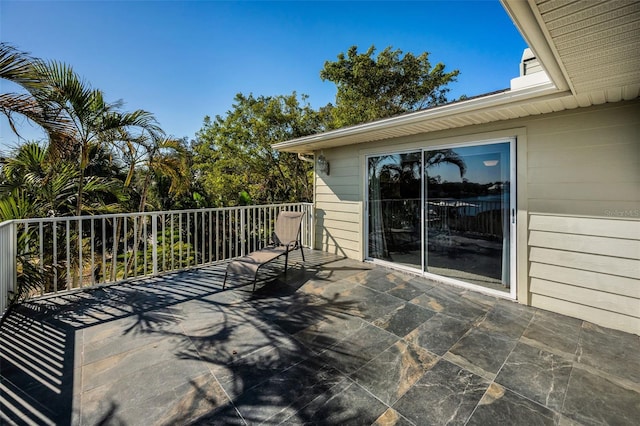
[152,213,158,276]
[0,221,18,315]
[240,208,246,257]
[307,203,315,250]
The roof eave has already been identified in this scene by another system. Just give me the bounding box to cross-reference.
[500,0,573,93]
[273,82,564,153]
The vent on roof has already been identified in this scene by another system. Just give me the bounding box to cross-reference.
[510,48,551,91]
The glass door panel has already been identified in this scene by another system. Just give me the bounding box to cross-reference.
[424,143,512,292]
[367,151,422,269]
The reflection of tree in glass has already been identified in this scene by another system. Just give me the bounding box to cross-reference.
[425,149,467,178]
[368,151,467,258]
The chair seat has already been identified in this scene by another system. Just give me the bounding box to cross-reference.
[227,246,288,275]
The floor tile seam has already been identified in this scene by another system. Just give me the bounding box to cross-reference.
[171,300,247,425]
[518,311,580,361]
[573,319,586,363]
[432,313,484,360]
[487,379,567,422]
[569,361,640,394]
[493,320,582,419]
[489,322,535,392]
[80,334,181,373]
[464,382,565,425]
[431,329,521,405]
[77,368,220,426]
[333,321,402,360]
[350,343,442,407]
[461,383,489,426]
[335,375,398,422]
[271,370,355,425]
[569,321,639,388]
[259,366,352,425]
[403,298,441,316]
[290,318,367,356]
[176,312,249,426]
[407,295,489,324]
[367,400,421,426]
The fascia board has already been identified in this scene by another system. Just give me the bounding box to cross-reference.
[273,83,563,152]
[500,0,573,93]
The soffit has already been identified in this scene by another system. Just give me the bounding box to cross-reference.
[530,0,640,103]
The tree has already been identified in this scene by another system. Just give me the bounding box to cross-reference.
[0,142,126,220]
[35,63,162,215]
[193,93,324,206]
[0,43,72,145]
[320,45,459,128]
[1,43,163,215]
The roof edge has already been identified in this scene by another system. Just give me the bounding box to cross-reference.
[273,82,563,152]
[500,0,572,93]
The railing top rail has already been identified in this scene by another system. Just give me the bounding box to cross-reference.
[0,220,14,229]
[0,202,314,226]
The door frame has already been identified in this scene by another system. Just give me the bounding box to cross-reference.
[364,137,517,300]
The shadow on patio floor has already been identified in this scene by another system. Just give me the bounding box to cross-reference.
[1,250,639,425]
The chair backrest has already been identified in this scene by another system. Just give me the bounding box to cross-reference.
[273,211,304,246]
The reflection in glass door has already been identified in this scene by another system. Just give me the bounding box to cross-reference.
[367,151,422,270]
[424,142,513,291]
[366,141,515,294]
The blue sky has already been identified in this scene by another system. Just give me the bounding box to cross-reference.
[0,1,526,153]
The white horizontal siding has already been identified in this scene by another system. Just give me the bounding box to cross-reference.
[314,143,363,261]
[531,294,640,335]
[529,214,640,239]
[529,263,640,299]
[530,278,640,318]
[528,230,640,258]
[528,199,640,219]
[528,142,639,169]
[315,192,360,203]
[529,246,639,279]
[528,183,639,202]
[528,214,640,334]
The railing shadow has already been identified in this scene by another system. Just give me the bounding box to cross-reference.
[0,304,76,425]
[0,250,375,425]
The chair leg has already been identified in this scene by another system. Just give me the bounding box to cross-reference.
[223,269,229,289]
[252,274,258,292]
[284,251,289,274]
[300,245,305,262]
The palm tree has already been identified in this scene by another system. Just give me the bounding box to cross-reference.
[1,42,162,216]
[0,43,71,145]
[0,142,126,220]
[35,62,162,215]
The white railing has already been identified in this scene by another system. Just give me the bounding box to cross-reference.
[0,203,314,315]
[0,220,17,316]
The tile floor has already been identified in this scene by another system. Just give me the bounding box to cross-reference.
[1,251,639,425]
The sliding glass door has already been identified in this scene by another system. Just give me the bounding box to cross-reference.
[368,151,422,270]
[366,140,515,294]
[424,142,513,291]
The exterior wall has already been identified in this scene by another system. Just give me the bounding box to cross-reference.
[314,145,363,259]
[524,101,639,334]
[313,100,640,334]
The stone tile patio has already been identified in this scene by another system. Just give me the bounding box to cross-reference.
[1,251,639,425]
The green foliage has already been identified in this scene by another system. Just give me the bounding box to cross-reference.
[193,93,323,206]
[0,142,127,220]
[320,45,459,128]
